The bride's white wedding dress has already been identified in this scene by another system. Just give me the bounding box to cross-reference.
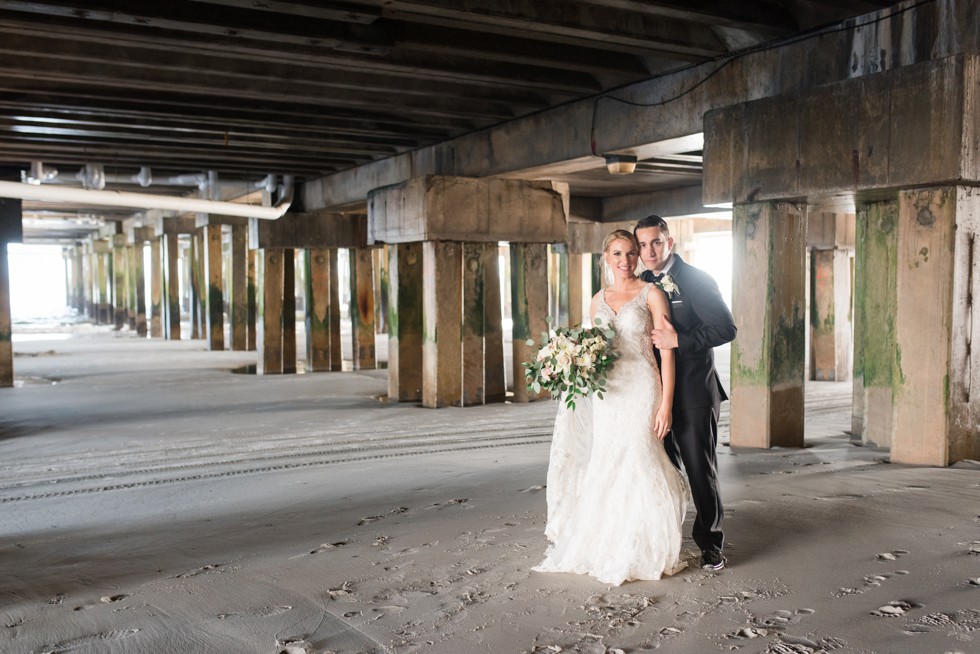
[535,283,690,586]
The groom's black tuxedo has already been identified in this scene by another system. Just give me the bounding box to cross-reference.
[642,254,736,554]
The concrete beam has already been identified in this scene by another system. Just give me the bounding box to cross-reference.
[195,214,249,228]
[303,1,980,212]
[249,212,366,250]
[601,184,730,223]
[368,176,568,244]
[154,215,197,237]
[704,56,980,205]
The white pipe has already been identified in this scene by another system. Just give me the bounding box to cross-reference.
[0,180,292,220]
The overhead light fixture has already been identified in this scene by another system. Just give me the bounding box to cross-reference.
[604,153,637,175]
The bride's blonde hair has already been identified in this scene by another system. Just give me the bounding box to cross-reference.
[601,229,639,254]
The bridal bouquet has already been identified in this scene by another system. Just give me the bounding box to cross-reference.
[523,318,617,410]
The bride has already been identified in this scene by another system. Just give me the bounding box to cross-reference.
[534,229,689,586]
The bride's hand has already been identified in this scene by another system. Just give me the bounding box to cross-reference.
[654,406,672,440]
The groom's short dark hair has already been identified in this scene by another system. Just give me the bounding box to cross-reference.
[634,215,670,237]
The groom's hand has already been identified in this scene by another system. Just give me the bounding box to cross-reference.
[651,316,678,350]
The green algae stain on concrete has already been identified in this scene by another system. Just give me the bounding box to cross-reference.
[855,201,899,390]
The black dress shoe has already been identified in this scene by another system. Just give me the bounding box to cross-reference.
[700,550,726,571]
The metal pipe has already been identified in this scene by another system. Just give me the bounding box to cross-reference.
[0,180,292,220]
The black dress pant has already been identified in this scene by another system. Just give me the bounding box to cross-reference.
[665,404,724,553]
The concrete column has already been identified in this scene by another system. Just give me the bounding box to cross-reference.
[326,249,341,370]
[852,201,898,446]
[189,230,202,340]
[510,242,549,403]
[282,249,296,374]
[303,248,340,372]
[80,245,92,319]
[730,202,806,448]
[162,233,180,340]
[112,234,127,330]
[73,246,85,313]
[0,239,12,388]
[809,247,852,381]
[230,224,248,350]
[484,244,505,403]
[373,247,389,335]
[590,253,602,295]
[95,241,111,325]
[460,242,505,406]
[568,252,584,327]
[256,248,284,374]
[349,247,376,370]
[125,245,136,330]
[149,238,163,338]
[387,243,424,400]
[247,248,257,351]
[422,241,462,408]
[204,224,224,350]
[131,243,147,337]
[891,187,980,465]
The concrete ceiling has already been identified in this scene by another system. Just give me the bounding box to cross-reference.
[0,0,900,242]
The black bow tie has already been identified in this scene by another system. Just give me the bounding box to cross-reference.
[649,272,664,283]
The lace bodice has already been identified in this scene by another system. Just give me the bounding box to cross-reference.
[595,284,661,390]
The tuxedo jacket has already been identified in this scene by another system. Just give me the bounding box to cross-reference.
[643,255,737,410]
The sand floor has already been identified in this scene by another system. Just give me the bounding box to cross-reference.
[1,325,978,653]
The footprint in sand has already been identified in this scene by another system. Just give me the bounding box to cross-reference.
[834,567,909,597]
[876,549,910,561]
[750,608,815,631]
[72,594,130,612]
[358,507,409,526]
[871,599,922,617]
[289,541,348,559]
[39,629,141,652]
[425,499,470,511]
[216,605,292,620]
[902,608,980,635]
[175,563,227,579]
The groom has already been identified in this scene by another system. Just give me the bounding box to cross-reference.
[634,215,737,571]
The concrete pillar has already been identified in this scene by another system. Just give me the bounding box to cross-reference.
[125,245,136,331]
[282,249,296,374]
[302,248,342,372]
[80,244,92,318]
[133,243,147,337]
[809,248,852,381]
[189,230,202,340]
[459,242,505,406]
[568,252,584,327]
[484,244,505,403]
[387,243,424,400]
[730,202,806,448]
[149,238,163,338]
[0,243,10,387]
[204,224,224,350]
[852,201,898,447]
[423,241,462,408]
[349,247,376,370]
[373,247,388,335]
[95,241,111,325]
[230,224,248,350]
[112,234,127,330]
[247,248,257,351]
[162,233,180,340]
[256,248,284,374]
[510,242,549,403]
[891,187,979,465]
